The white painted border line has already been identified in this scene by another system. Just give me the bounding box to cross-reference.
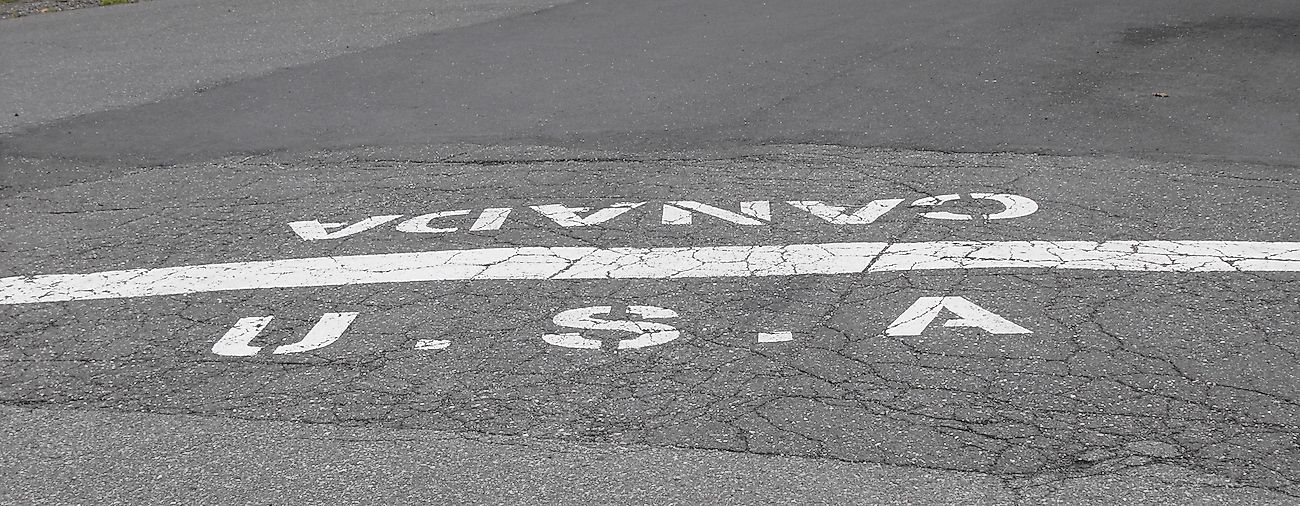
[1,241,1297,305]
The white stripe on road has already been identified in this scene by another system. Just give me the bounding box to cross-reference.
[1,241,1297,305]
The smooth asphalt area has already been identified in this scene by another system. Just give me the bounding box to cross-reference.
[0,0,569,134]
[1,1,1298,504]
[4,1,1300,171]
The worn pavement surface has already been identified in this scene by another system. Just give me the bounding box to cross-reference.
[1,0,1297,504]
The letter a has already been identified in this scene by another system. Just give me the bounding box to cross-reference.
[289,215,403,240]
[531,202,645,227]
[787,199,904,224]
[885,296,1030,336]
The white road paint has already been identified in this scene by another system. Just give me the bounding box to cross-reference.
[415,339,452,350]
[272,312,359,354]
[294,208,514,240]
[211,312,358,356]
[787,199,904,225]
[662,201,771,225]
[911,193,1038,220]
[212,316,274,357]
[286,194,1040,240]
[470,208,513,231]
[531,202,646,227]
[289,215,404,241]
[973,193,1039,220]
[757,331,794,343]
[885,297,1030,336]
[543,305,680,349]
[2,241,1297,305]
[910,194,964,219]
[395,210,472,234]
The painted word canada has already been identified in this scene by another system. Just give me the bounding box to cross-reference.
[289,193,1038,240]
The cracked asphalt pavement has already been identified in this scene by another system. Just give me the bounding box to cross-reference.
[1,0,1298,504]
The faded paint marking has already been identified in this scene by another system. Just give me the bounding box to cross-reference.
[211,312,357,356]
[757,331,795,343]
[2,241,1297,305]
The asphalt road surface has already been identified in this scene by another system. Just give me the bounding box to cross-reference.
[1,0,1298,504]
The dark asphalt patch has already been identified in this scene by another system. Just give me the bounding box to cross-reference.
[2,0,1298,188]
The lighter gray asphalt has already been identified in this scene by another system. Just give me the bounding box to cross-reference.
[1,1,1298,504]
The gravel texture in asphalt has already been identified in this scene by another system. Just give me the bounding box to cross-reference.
[0,0,141,19]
